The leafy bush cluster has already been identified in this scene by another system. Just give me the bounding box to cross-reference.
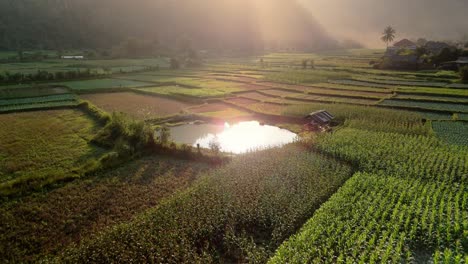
[92,113,155,162]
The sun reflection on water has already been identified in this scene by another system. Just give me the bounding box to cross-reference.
[170,121,297,154]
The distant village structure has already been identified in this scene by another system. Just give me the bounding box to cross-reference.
[61,55,84,60]
[380,38,467,71]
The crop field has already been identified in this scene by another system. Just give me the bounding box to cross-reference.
[396,86,468,97]
[237,91,279,101]
[0,86,70,99]
[271,172,466,263]
[394,93,468,103]
[81,92,194,120]
[115,74,196,84]
[0,156,209,262]
[432,121,468,146]
[264,69,350,85]
[188,102,250,119]
[0,58,168,75]
[54,78,154,91]
[316,128,467,181]
[380,99,468,113]
[137,85,243,98]
[54,146,353,263]
[297,94,379,105]
[1,49,468,263]
[0,109,105,196]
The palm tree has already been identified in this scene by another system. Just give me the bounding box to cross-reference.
[381,26,396,48]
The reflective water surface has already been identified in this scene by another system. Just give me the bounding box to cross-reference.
[170,121,297,154]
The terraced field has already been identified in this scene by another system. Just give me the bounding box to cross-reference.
[81,92,195,120]
[380,99,468,113]
[137,85,243,98]
[0,93,78,113]
[1,49,468,263]
[55,78,154,91]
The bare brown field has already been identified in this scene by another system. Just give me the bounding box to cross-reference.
[81,92,194,120]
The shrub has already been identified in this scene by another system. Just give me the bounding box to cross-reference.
[92,113,154,154]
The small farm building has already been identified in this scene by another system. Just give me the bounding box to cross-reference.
[305,110,334,125]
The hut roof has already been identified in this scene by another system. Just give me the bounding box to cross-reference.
[306,110,334,124]
[393,39,417,48]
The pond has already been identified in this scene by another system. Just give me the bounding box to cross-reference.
[169,121,297,154]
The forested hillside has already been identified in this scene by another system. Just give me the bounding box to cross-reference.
[0,0,338,52]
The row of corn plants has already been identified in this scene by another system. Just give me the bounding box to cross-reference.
[0,93,77,107]
[51,145,352,263]
[284,103,432,135]
[432,121,468,146]
[270,172,467,263]
[0,100,79,112]
[315,128,468,182]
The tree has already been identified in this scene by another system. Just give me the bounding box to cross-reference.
[301,59,307,69]
[381,26,396,48]
[170,58,180,69]
[157,126,171,145]
[208,137,221,155]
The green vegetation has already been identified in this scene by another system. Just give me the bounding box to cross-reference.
[315,128,467,182]
[380,99,468,113]
[284,103,431,135]
[264,70,349,85]
[0,156,209,262]
[432,121,468,146]
[270,172,466,263]
[460,66,468,83]
[55,146,352,263]
[55,78,153,91]
[138,85,242,98]
[1,49,468,263]
[0,110,105,196]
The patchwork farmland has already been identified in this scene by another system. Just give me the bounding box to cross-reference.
[1,49,467,263]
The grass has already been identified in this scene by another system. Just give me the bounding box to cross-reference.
[0,109,106,196]
[54,145,352,263]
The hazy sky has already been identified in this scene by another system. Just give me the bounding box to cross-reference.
[298,0,468,47]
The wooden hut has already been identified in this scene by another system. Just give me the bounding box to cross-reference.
[304,110,334,131]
